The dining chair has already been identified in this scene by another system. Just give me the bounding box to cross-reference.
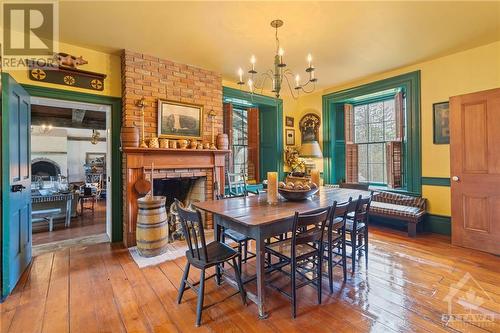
[175,199,246,327]
[322,199,350,293]
[265,206,331,318]
[345,194,372,273]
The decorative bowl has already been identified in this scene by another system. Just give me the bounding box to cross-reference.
[278,187,319,201]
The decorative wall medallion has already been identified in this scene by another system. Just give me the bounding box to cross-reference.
[28,60,107,91]
[299,113,320,142]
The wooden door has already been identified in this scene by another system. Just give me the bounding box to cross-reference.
[1,74,32,298]
[450,87,500,255]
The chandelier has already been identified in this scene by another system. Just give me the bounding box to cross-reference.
[236,19,317,99]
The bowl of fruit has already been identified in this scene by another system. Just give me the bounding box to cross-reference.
[278,181,319,201]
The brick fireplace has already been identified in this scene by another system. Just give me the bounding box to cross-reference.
[121,50,226,247]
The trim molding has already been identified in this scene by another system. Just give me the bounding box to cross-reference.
[424,214,451,235]
[322,71,421,195]
[421,177,451,187]
[21,83,123,242]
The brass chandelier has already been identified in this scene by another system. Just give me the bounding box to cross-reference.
[236,19,317,99]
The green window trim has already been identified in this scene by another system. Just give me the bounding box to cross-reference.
[322,70,421,195]
[20,83,123,242]
[222,86,284,180]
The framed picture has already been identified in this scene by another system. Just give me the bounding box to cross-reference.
[157,99,203,139]
[433,102,450,144]
[286,129,295,146]
[299,113,320,142]
[285,116,294,127]
[85,152,106,165]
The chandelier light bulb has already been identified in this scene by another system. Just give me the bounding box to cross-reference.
[250,55,256,65]
[307,54,313,68]
[278,48,284,56]
[238,68,244,83]
[295,74,300,88]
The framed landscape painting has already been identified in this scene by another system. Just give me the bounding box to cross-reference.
[433,102,450,144]
[158,99,203,139]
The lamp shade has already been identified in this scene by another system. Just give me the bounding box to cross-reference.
[299,140,323,158]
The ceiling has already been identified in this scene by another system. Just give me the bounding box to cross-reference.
[31,104,106,130]
[58,1,500,88]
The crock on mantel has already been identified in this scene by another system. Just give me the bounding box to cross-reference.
[121,147,230,247]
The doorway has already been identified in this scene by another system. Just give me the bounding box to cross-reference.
[29,97,112,252]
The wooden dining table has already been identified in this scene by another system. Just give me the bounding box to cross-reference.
[193,186,371,319]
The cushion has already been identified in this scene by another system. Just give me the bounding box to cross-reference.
[370,201,425,221]
[373,191,426,210]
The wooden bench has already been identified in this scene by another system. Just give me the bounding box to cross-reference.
[32,208,62,232]
[369,191,427,237]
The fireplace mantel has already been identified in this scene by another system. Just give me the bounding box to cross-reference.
[122,147,230,247]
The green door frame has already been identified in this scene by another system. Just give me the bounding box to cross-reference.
[222,86,284,179]
[322,71,421,195]
[20,82,123,242]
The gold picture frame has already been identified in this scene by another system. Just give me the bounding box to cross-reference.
[157,99,203,139]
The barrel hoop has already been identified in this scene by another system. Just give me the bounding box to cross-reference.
[138,206,165,211]
[136,221,168,228]
[136,235,169,244]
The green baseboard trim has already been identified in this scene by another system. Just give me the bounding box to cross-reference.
[421,177,450,187]
[424,214,451,235]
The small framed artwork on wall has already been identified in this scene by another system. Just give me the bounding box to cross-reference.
[433,101,450,144]
[286,129,295,145]
[285,116,294,127]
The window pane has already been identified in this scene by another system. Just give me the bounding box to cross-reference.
[368,143,384,163]
[358,163,368,183]
[384,120,396,141]
[354,123,368,143]
[369,163,385,183]
[358,144,368,165]
[383,99,395,122]
[369,122,384,142]
[368,102,384,123]
[354,105,367,124]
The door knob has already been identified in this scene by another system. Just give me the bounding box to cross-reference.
[451,176,460,182]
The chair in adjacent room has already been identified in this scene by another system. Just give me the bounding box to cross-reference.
[175,199,246,327]
[265,206,331,318]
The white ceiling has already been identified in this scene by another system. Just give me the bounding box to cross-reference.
[59,1,500,88]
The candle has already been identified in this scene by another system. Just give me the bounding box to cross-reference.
[307,54,312,68]
[267,172,278,204]
[295,74,300,88]
[311,169,320,189]
[238,68,243,82]
[278,48,284,65]
[250,55,256,71]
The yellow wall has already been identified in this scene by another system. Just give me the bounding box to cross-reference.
[5,42,121,97]
[289,41,500,216]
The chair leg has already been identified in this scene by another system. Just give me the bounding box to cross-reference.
[291,259,297,318]
[317,253,323,305]
[364,228,369,270]
[351,231,356,274]
[243,240,249,262]
[328,239,333,293]
[232,257,246,305]
[195,269,206,327]
[237,242,243,272]
[342,232,347,281]
[177,262,190,304]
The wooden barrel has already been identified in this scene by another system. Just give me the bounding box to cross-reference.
[217,133,229,150]
[136,196,168,257]
[121,126,139,148]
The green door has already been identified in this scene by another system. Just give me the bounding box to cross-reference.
[2,73,32,299]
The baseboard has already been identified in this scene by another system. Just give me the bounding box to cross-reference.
[424,214,451,235]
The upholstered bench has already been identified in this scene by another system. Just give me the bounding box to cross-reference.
[369,191,427,237]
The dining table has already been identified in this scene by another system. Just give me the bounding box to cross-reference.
[193,186,372,319]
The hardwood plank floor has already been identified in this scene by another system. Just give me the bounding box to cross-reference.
[1,227,499,333]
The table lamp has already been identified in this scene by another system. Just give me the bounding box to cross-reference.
[299,140,323,175]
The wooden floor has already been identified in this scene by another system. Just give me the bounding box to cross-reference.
[32,200,106,246]
[2,227,499,333]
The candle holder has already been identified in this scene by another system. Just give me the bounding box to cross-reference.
[136,98,148,148]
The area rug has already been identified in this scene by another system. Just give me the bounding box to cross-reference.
[128,243,188,268]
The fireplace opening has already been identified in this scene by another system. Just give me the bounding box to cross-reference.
[153,176,207,240]
[32,158,61,179]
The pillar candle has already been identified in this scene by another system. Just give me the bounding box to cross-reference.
[311,169,320,188]
[267,172,278,204]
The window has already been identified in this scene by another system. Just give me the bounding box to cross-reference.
[231,107,249,176]
[353,99,398,184]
